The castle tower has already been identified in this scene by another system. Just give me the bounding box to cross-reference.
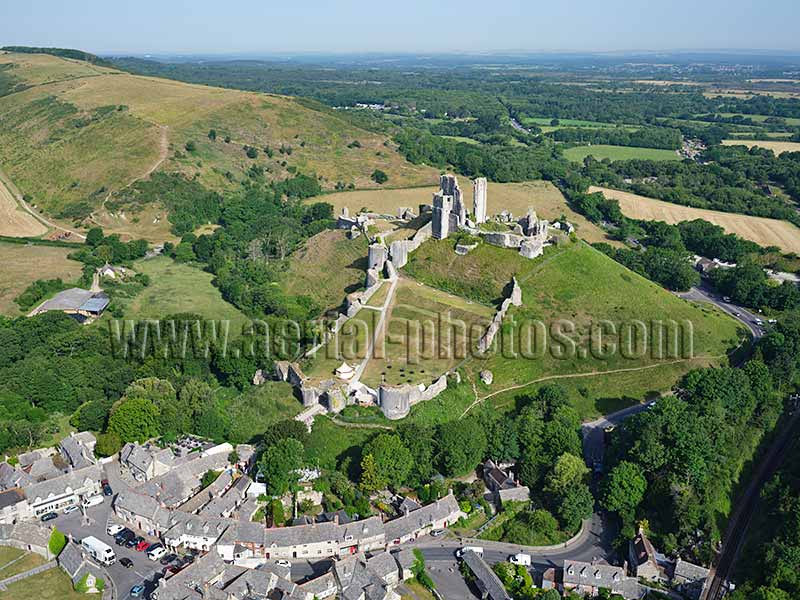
[432,192,452,240]
[473,177,487,224]
[441,174,465,226]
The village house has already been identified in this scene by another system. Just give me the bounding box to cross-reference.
[383,493,464,546]
[562,560,640,599]
[461,550,512,600]
[481,459,530,506]
[629,527,663,581]
[0,521,56,559]
[120,442,176,482]
[17,464,102,520]
[58,431,97,470]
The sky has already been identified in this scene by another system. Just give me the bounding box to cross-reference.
[2,0,799,56]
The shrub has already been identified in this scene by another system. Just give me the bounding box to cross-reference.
[371,169,388,184]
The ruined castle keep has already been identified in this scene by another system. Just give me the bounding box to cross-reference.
[432,174,466,239]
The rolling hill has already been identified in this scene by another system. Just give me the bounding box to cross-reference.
[0,51,438,241]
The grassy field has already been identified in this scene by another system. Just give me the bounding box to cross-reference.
[311,180,613,245]
[590,186,800,253]
[522,117,620,129]
[127,256,251,332]
[721,139,800,155]
[0,242,84,316]
[0,52,438,240]
[563,145,680,162]
[0,561,84,600]
[360,279,494,387]
[283,229,369,315]
[305,415,376,473]
[217,382,302,444]
[0,547,45,579]
[716,113,800,126]
[304,308,380,383]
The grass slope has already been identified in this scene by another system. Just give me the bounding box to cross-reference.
[403,240,741,420]
[0,52,437,239]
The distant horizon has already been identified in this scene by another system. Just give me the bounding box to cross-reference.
[4,1,799,57]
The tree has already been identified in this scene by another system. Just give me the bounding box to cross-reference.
[602,461,647,516]
[85,227,105,248]
[208,129,217,141]
[371,169,388,185]
[437,419,487,477]
[258,438,304,496]
[269,498,285,526]
[558,483,594,531]
[359,453,383,493]
[185,141,197,152]
[361,433,412,490]
[95,432,122,457]
[107,398,160,443]
[546,453,589,495]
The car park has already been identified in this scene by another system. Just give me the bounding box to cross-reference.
[40,512,58,522]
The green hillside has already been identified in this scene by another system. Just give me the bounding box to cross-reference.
[402,239,744,420]
[0,52,437,241]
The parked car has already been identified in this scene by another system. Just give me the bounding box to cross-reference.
[115,530,134,546]
[160,553,178,565]
[166,564,181,575]
[275,559,291,568]
[182,553,196,564]
[135,539,150,552]
[82,495,104,509]
[120,558,134,568]
[107,524,124,536]
[40,512,58,522]
[430,529,445,537]
[148,545,166,561]
[130,584,145,597]
[102,482,113,497]
[509,553,531,566]
[63,504,80,515]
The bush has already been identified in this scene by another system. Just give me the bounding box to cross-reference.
[49,528,67,556]
[371,169,388,184]
[185,141,197,152]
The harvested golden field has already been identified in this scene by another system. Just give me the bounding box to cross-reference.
[0,242,83,315]
[316,180,615,245]
[590,186,800,253]
[0,174,46,237]
[721,139,800,155]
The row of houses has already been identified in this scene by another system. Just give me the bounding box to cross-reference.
[152,545,418,600]
[114,488,463,562]
[0,432,102,524]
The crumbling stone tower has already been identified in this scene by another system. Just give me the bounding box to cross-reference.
[432,192,453,240]
[473,177,487,224]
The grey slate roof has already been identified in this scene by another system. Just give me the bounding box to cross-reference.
[57,541,86,581]
[35,288,94,312]
[383,493,461,542]
[462,550,512,600]
[674,558,710,582]
[366,551,398,581]
[136,453,229,508]
[59,435,94,470]
[25,464,101,503]
[0,488,25,509]
[0,462,32,490]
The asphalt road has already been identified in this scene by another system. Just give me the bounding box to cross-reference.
[678,283,766,339]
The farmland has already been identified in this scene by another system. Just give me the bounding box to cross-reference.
[0,174,46,237]
[590,185,800,253]
[0,242,83,316]
[721,139,800,155]
[563,144,680,162]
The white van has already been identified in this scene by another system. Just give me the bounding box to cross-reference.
[81,536,116,566]
[456,546,484,558]
[82,495,104,509]
[147,546,167,561]
[509,553,531,566]
[106,523,124,536]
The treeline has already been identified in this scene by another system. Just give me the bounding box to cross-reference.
[548,126,682,150]
[395,130,568,182]
[604,356,785,563]
[583,145,800,227]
